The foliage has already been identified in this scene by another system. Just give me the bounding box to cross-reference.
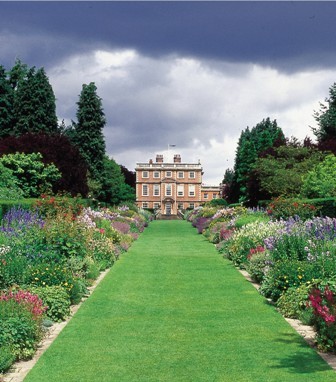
[308,281,336,352]
[312,82,336,143]
[234,211,269,229]
[260,260,318,302]
[68,82,106,180]
[254,143,325,198]
[276,284,313,320]
[301,154,336,198]
[13,66,58,135]
[0,345,15,373]
[0,133,89,196]
[0,162,24,200]
[94,156,134,204]
[0,65,14,138]
[230,117,285,203]
[30,286,70,322]
[266,197,318,220]
[245,250,271,283]
[0,152,61,197]
[0,290,45,361]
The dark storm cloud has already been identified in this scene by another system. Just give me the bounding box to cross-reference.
[1,1,336,71]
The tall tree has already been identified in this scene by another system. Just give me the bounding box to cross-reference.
[0,65,14,138]
[13,67,58,135]
[312,83,336,143]
[96,157,134,204]
[230,118,285,203]
[70,82,106,179]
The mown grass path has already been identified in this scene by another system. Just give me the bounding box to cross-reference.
[25,221,335,381]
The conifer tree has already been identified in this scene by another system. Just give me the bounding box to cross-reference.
[0,65,14,138]
[13,67,58,135]
[71,82,106,179]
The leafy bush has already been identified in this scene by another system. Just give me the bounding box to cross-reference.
[276,284,312,320]
[234,212,269,229]
[0,152,61,198]
[30,286,71,322]
[260,260,318,302]
[0,345,15,373]
[266,197,318,220]
[0,291,45,361]
[246,250,271,283]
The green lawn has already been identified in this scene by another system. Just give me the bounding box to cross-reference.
[25,220,335,381]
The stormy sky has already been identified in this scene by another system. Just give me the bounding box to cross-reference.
[1,1,336,185]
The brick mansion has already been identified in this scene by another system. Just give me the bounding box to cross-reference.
[135,153,221,217]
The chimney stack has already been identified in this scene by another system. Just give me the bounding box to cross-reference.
[174,154,181,163]
[156,154,164,163]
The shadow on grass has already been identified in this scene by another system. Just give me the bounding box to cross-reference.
[272,332,331,374]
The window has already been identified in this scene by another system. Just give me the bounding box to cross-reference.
[178,203,184,210]
[189,185,195,197]
[204,193,208,199]
[153,202,160,209]
[213,193,217,199]
[189,203,195,209]
[142,171,149,178]
[153,184,160,196]
[165,184,172,196]
[142,184,149,196]
[153,171,160,178]
[189,171,195,179]
[177,171,184,179]
[142,202,149,208]
[177,184,184,197]
[166,171,172,177]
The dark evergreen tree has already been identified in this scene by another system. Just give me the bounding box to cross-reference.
[8,59,28,91]
[313,83,336,143]
[70,82,106,179]
[0,65,14,138]
[13,67,58,135]
[231,118,285,203]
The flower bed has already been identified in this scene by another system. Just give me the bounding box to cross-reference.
[0,197,152,374]
[187,204,336,354]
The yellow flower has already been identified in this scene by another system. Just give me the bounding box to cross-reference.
[34,277,39,281]
[298,275,302,279]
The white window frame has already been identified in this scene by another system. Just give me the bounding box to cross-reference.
[142,184,149,196]
[166,171,172,178]
[204,193,208,199]
[153,171,160,179]
[142,171,149,178]
[189,203,195,209]
[153,184,160,196]
[142,202,149,208]
[189,184,195,197]
[177,171,184,179]
[189,171,195,179]
[177,184,184,197]
[178,202,184,210]
[165,184,172,197]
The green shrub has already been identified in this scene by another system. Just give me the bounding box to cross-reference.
[0,251,29,289]
[0,345,15,373]
[234,213,269,229]
[276,284,312,320]
[0,299,42,360]
[30,286,70,322]
[26,263,75,293]
[260,260,318,302]
[267,197,319,220]
[246,251,271,283]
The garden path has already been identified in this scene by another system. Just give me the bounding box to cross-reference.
[13,221,336,381]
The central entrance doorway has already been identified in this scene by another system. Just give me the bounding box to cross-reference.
[165,202,172,215]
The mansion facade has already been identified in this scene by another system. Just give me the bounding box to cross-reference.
[135,154,221,216]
